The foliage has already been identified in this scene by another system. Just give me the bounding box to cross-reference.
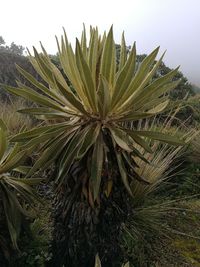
[13,202,53,267]
[127,115,196,203]
[121,193,200,266]
[117,114,200,266]
[0,36,24,56]
[0,99,33,134]
[184,95,200,125]
[0,120,41,254]
[0,26,199,267]
[0,36,5,46]
[5,26,184,205]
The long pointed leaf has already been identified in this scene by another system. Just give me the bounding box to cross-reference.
[91,132,104,200]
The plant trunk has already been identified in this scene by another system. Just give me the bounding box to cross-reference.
[49,164,132,267]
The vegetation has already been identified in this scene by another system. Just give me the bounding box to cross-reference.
[0,26,200,267]
[4,25,187,266]
[0,99,33,134]
[13,201,53,267]
[0,36,24,56]
[0,120,41,265]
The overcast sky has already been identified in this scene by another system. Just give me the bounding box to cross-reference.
[1,0,200,85]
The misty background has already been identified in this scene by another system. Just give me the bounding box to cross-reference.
[0,0,199,86]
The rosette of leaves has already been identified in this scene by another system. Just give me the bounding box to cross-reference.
[5,26,184,203]
[0,120,41,251]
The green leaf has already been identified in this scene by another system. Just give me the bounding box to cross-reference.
[109,127,133,152]
[116,46,160,110]
[123,152,149,184]
[76,39,98,112]
[4,85,65,112]
[11,177,44,185]
[2,143,20,164]
[135,130,185,146]
[115,150,133,197]
[33,47,55,85]
[18,107,69,118]
[21,127,67,149]
[16,65,65,104]
[78,123,101,158]
[147,100,169,113]
[1,186,21,250]
[53,76,89,116]
[91,132,104,200]
[100,26,116,91]
[56,129,86,184]
[113,111,154,122]
[134,67,180,108]
[5,177,39,203]
[126,131,153,153]
[58,33,90,108]
[97,76,111,118]
[88,27,99,82]
[11,122,74,142]
[26,130,77,177]
[81,23,87,57]
[111,43,136,109]
[118,32,127,71]
[13,166,32,175]
[0,150,27,174]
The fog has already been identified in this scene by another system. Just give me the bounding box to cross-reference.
[1,0,199,85]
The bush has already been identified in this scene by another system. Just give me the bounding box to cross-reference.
[13,202,53,267]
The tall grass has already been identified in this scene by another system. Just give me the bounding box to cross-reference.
[0,98,33,134]
[120,114,199,266]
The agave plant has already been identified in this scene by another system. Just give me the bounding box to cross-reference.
[5,26,183,200]
[4,26,184,266]
[0,120,41,256]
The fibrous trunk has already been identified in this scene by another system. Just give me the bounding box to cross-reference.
[50,163,132,267]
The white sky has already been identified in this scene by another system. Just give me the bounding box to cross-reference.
[1,0,200,85]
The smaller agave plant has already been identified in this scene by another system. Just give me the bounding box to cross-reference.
[0,120,41,250]
[129,114,197,202]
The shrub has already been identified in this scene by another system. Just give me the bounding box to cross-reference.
[0,120,41,263]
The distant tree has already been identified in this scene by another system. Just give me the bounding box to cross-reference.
[156,61,195,100]
[0,36,5,46]
[0,36,24,56]
[9,42,24,56]
[0,36,47,101]
[191,84,200,94]
[0,52,43,100]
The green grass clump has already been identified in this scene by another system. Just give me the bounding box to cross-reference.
[0,99,33,134]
